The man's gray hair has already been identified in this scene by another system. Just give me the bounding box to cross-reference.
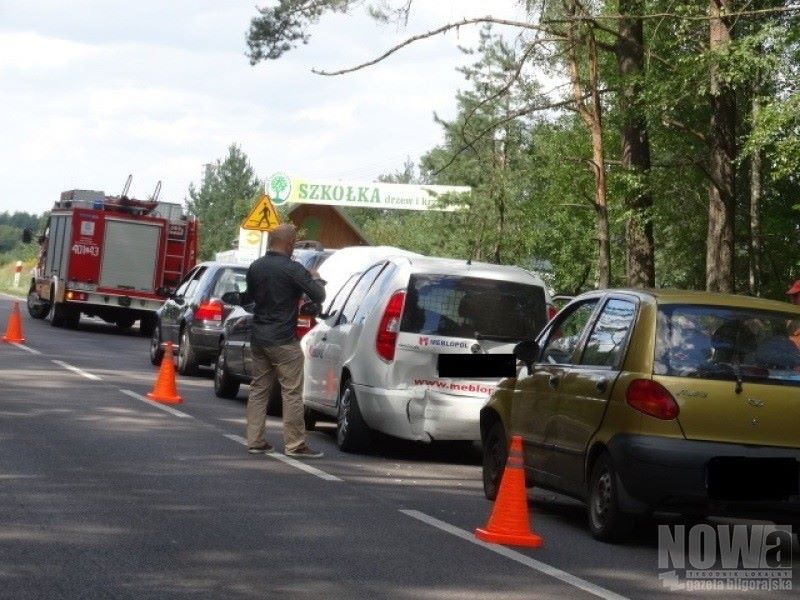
[268,223,298,248]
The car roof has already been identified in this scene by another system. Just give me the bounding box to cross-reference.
[576,288,800,314]
[396,255,547,287]
[293,248,331,256]
[196,261,247,270]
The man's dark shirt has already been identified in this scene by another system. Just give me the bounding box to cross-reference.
[246,251,325,347]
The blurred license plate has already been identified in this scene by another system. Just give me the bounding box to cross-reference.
[707,457,799,501]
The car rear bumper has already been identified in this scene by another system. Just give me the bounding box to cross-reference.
[608,434,800,520]
[188,323,224,361]
[354,384,485,442]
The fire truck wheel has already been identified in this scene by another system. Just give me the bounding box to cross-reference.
[149,324,165,366]
[139,315,157,337]
[177,328,199,376]
[64,310,80,328]
[48,301,66,328]
[27,284,49,319]
[115,317,136,330]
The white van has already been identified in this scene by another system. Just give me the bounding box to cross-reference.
[316,245,420,302]
[301,255,551,451]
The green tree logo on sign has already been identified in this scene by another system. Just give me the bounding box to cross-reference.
[268,173,291,205]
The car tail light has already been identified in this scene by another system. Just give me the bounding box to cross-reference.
[65,290,88,301]
[195,299,223,322]
[296,314,316,339]
[376,291,406,362]
[295,298,317,339]
[547,304,558,321]
[626,379,680,420]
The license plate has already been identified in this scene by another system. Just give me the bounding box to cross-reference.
[707,457,799,501]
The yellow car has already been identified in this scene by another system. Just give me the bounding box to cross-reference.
[480,289,800,542]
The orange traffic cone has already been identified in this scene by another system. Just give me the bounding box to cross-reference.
[147,341,183,404]
[475,435,543,548]
[2,301,25,343]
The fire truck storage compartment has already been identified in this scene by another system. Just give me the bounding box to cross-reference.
[99,220,162,292]
[45,214,72,279]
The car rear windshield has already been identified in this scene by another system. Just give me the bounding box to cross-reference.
[655,304,800,387]
[212,268,248,298]
[399,274,547,341]
[293,250,332,270]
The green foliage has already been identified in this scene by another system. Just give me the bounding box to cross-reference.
[0,211,43,267]
[186,145,262,260]
[245,1,800,298]
[247,0,364,64]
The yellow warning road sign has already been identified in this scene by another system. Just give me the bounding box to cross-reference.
[241,195,281,231]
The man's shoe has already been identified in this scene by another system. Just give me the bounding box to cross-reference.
[284,443,323,459]
[248,443,273,454]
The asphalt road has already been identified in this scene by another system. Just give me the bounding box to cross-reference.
[1,294,797,599]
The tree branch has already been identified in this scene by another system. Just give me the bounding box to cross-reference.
[456,39,545,151]
[661,114,707,142]
[433,89,611,176]
[311,16,567,75]
[543,5,800,23]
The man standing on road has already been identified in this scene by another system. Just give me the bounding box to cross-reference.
[245,224,326,458]
[787,280,800,305]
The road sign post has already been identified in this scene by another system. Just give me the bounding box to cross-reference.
[13,260,22,288]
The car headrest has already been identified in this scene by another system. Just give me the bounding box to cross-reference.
[710,321,757,357]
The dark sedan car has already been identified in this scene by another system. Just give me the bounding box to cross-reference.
[212,247,331,415]
[149,262,248,375]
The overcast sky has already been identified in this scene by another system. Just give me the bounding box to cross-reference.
[0,1,528,215]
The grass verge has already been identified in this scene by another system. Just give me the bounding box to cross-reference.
[0,260,33,299]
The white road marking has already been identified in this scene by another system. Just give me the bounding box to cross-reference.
[51,360,101,381]
[119,389,194,419]
[10,343,41,355]
[400,510,629,600]
[223,434,342,482]
[0,293,25,301]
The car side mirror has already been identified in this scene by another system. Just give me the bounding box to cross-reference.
[21,228,33,244]
[514,340,540,375]
[299,301,320,317]
[318,308,337,321]
[221,291,242,306]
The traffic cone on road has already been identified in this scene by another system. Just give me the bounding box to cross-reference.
[147,341,183,404]
[2,301,25,344]
[475,435,543,548]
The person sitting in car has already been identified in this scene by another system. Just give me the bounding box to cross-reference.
[753,319,800,371]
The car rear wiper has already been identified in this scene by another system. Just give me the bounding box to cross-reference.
[731,362,743,395]
[693,362,743,390]
[475,332,520,342]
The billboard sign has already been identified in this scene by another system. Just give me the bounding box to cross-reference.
[266,173,469,212]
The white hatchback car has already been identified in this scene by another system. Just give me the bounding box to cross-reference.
[301,255,551,451]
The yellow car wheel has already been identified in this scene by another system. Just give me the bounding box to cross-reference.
[588,452,635,543]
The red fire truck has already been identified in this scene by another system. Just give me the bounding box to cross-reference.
[26,186,197,335]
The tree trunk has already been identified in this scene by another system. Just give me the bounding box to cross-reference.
[706,0,736,293]
[617,0,655,288]
[749,96,762,296]
[566,8,611,288]
[493,126,508,264]
[591,122,611,288]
